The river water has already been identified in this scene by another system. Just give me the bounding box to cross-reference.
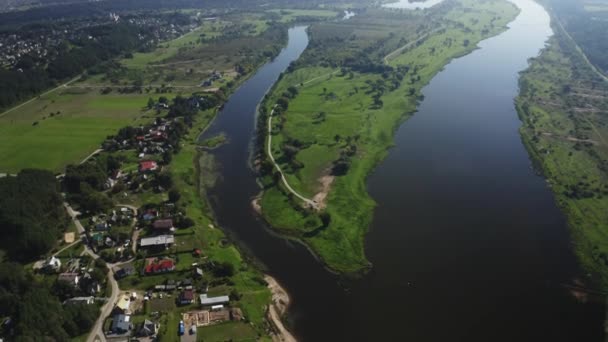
[201,1,605,340]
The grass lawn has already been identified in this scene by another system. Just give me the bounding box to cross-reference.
[268,9,340,22]
[258,0,519,274]
[0,89,182,173]
[196,321,259,342]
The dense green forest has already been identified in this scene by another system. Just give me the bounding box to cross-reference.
[0,170,99,340]
[0,262,100,340]
[0,169,68,261]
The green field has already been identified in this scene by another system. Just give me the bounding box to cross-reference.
[0,89,180,173]
[268,9,340,22]
[516,23,608,288]
[196,321,260,341]
[258,0,519,274]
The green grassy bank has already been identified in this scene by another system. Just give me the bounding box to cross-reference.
[516,23,608,288]
[257,0,520,274]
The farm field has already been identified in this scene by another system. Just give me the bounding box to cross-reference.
[0,89,175,173]
[516,25,608,287]
[258,0,520,274]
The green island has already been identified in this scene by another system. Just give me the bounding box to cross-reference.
[256,0,520,274]
[516,3,608,288]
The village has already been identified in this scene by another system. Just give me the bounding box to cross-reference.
[32,100,250,341]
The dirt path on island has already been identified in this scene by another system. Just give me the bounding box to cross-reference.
[312,175,334,210]
[265,275,296,342]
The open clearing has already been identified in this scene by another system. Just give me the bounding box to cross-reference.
[0,89,177,173]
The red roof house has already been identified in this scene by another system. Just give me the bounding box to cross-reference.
[139,160,158,173]
[179,289,195,305]
[144,258,175,274]
[152,219,174,232]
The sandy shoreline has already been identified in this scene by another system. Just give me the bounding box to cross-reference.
[265,275,297,342]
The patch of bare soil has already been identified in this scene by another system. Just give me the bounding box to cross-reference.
[251,195,262,214]
[541,132,600,145]
[312,175,335,210]
[265,275,296,342]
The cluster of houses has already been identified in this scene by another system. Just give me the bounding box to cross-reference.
[35,258,103,310]
[87,207,135,257]
[200,70,223,87]
[107,277,233,338]
[102,118,176,158]
[38,256,102,297]
[109,292,160,337]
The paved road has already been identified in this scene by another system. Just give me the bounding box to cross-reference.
[116,204,139,255]
[52,240,82,258]
[64,201,137,342]
[64,203,86,234]
[266,105,319,210]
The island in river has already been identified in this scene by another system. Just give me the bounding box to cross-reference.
[255,0,520,274]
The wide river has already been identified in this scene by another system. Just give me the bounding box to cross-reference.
[200,0,605,340]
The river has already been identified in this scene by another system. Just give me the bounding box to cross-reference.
[200,1,605,340]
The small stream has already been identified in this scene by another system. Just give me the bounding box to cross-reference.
[200,2,605,340]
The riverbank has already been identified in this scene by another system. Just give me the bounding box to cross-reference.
[265,275,296,342]
[256,0,520,274]
[516,21,608,288]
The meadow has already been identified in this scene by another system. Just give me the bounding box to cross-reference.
[0,90,176,173]
[516,25,608,288]
[258,0,520,274]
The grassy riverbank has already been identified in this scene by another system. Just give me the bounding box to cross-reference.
[257,0,520,274]
[516,24,608,288]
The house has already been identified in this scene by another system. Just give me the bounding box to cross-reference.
[139,160,158,173]
[80,274,101,295]
[115,296,131,314]
[45,256,61,272]
[111,314,132,334]
[179,289,195,305]
[138,319,158,337]
[94,222,109,231]
[150,130,167,141]
[115,264,135,279]
[91,233,104,247]
[105,236,115,247]
[199,294,230,307]
[142,209,158,221]
[152,219,174,233]
[64,297,94,305]
[139,235,175,248]
[58,272,80,287]
[144,258,175,275]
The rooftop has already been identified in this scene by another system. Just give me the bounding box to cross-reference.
[199,294,230,306]
[139,235,174,247]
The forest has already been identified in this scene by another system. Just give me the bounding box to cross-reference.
[0,169,68,261]
[0,171,99,340]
